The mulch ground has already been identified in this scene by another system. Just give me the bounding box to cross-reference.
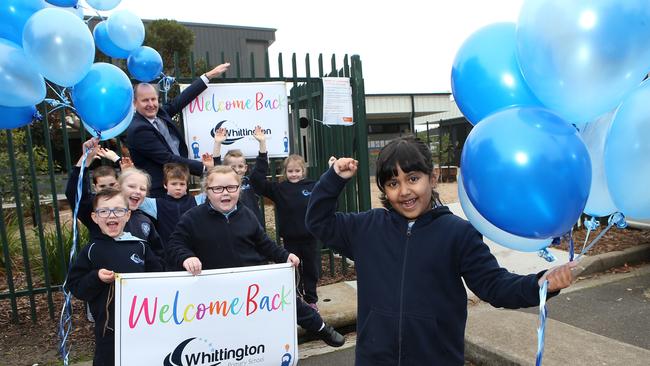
[3,223,648,366]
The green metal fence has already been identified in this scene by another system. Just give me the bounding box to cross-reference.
[0,51,370,323]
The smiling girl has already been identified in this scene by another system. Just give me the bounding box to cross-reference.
[306,136,576,366]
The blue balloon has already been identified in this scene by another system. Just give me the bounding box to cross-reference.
[451,22,543,125]
[93,21,130,59]
[45,0,77,6]
[86,0,121,11]
[44,1,83,18]
[580,111,617,217]
[458,172,552,252]
[517,0,650,129]
[127,46,163,82]
[0,105,37,129]
[461,107,591,239]
[0,39,46,107]
[71,63,133,132]
[107,10,144,51]
[83,105,133,140]
[604,80,650,219]
[22,8,95,87]
[0,0,46,45]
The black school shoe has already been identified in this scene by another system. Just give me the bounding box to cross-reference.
[317,324,346,347]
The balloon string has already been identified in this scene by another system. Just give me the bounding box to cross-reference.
[58,146,90,365]
[568,228,575,262]
[575,212,626,262]
[158,74,176,103]
[535,280,549,366]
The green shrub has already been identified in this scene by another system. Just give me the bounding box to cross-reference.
[43,221,89,285]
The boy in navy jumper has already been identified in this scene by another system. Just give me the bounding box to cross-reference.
[66,188,162,366]
[249,127,321,309]
[211,127,264,224]
[306,136,576,366]
[166,165,345,347]
[139,163,206,256]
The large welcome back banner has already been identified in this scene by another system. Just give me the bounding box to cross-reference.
[115,264,298,366]
[181,81,290,159]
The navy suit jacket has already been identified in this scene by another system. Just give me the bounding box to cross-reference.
[126,78,207,197]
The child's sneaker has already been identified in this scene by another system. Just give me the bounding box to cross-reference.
[316,324,345,347]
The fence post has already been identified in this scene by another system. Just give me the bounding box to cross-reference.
[350,55,371,211]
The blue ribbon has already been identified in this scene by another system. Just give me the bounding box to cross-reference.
[158,74,176,103]
[535,280,549,366]
[58,147,90,365]
[537,248,556,262]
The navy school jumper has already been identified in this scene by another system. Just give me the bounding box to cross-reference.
[306,168,553,366]
[65,233,162,366]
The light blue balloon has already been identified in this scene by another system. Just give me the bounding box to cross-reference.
[107,10,144,51]
[0,105,37,129]
[83,105,133,140]
[22,8,95,87]
[71,63,133,132]
[86,0,121,11]
[461,107,591,239]
[580,111,617,217]
[45,0,77,6]
[0,39,46,107]
[451,22,543,125]
[458,172,552,252]
[0,0,46,45]
[517,0,650,129]
[604,80,650,219]
[93,21,130,59]
[127,46,163,82]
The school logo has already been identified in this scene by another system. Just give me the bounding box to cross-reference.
[163,337,266,366]
[210,120,273,145]
[301,189,311,197]
[141,222,150,237]
[130,253,144,265]
[210,120,244,145]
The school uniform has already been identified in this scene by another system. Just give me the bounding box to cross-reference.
[213,156,264,225]
[65,233,162,366]
[139,193,205,248]
[250,152,320,304]
[306,168,555,366]
[165,202,324,332]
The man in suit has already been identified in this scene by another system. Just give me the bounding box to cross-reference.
[127,63,230,197]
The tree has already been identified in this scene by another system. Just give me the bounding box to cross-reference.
[145,19,195,77]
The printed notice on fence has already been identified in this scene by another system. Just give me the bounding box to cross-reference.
[114,263,298,366]
[322,77,354,125]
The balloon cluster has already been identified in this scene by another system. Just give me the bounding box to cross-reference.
[0,0,164,138]
[451,0,650,252]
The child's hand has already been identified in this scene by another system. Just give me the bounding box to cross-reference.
[98,268,115,283]
[253,125,266,142]
[333,158,358,179]
[97,147,119,162]
[201,153,214,169]
[287,253,300,267]
[214,128,227,144]
[80,137,99,166]
[539,261,578,292]
[120,156,134,170]
[183,257,202,276]
[328,156,337,168]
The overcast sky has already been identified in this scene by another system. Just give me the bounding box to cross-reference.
[100,0,524,94]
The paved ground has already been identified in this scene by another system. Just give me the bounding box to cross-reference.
[520,266,650,350]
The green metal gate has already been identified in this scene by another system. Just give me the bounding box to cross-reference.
[0,51,370,323]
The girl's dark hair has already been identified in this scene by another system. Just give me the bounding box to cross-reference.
[375,136,442,208]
